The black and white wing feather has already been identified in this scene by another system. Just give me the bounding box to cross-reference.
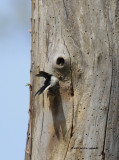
[35,71,51,78]
[35,71,58,96]
[34,85,46,96]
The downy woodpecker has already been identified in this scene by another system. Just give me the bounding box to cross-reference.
[35,71,59,96]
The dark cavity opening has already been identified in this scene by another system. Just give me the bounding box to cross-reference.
[56,57,65,66]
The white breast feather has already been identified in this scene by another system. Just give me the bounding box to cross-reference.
[50,76,58,87]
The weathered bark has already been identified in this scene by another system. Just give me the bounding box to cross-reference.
[25,0,119,160]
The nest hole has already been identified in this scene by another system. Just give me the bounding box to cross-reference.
[56,57,65,66]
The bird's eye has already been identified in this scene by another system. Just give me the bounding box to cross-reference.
[56,57,65,66]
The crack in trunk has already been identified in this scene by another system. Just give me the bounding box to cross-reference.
[40,111,44,142]
[102,58,113,157]
[40,94,45,142]
[64,139,71,160]
[101,18,113,158]
[63,0,68,19]
[63,38,74,160]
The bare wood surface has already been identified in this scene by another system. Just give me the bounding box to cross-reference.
[25,0,119,160]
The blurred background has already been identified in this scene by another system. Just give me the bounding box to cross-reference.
[0,0,31,159]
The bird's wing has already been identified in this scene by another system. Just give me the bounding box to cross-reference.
[35,79,51,96]
[35,85,46,96]
[35,71,51,78]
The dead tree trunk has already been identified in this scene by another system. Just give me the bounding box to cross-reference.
[25,0,119,160]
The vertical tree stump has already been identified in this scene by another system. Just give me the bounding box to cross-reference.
[25,0,119,160]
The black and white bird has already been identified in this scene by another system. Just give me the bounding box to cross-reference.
[35,71,59,96]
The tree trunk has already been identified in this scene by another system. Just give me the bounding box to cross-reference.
[25,0,119,160]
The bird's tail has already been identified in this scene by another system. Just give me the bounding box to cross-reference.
[35,85,46,96]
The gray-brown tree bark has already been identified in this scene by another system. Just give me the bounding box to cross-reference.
[25,0,119,160]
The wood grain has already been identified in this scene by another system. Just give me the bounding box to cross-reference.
[25,0,119,160]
